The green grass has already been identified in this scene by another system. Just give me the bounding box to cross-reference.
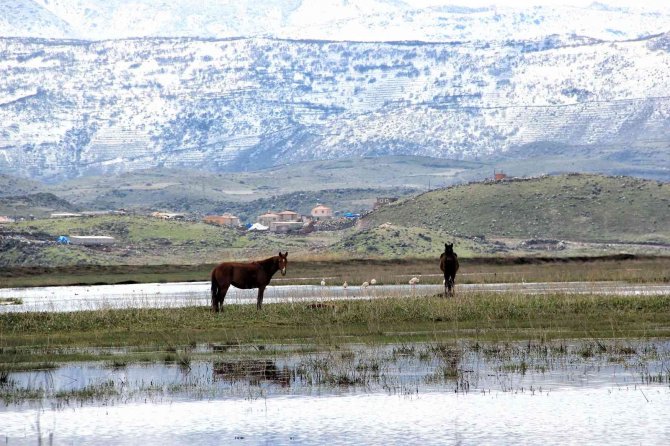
[2,293,670,367]
[2,174,669,268]
[364,173,670,244]
[11,215,239,246]
[332,225,483,258]
[3,215,308,266]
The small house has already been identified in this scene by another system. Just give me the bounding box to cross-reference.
[203,214,241,227]
[494,170,507,181]
[373,197,398,210]
[277,210,301,222]
[258,211,280,226]
[311,204,333,220]
[151,211,185,220]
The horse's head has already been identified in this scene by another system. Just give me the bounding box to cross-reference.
[444,243,454,254]
[278,251,288,276]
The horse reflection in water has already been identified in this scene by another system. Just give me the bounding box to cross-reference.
[213,359,291,387]
[211,252,288,312]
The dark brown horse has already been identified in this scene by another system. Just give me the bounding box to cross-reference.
[211,252,288,312]
[439,243,459,297]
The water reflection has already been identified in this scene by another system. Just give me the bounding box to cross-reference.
[1,340,670,444]
[2,281,668,313]
[213,359,292,387]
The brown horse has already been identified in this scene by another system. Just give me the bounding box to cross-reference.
[211,252,288,312]
[439,243,459,297]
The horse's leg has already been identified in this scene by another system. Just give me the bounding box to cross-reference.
[219,283,230,310]
[257,286,266,310]
[447,277,455,297]
[211,279,219,312]
[444,274,449,298]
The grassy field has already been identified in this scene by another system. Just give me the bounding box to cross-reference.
[1,214,317,266]
[1,256,669,371]
[364,173,670,244]
[2,292,670,369]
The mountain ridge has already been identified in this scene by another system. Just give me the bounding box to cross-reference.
[1,33,669,181]
[1,2,669,182]
[3,0,670,42]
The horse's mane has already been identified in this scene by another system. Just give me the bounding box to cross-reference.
[254,255,280,273]
[254,255,279,264]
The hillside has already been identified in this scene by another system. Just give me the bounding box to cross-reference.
[45,156,478,212]
[0,174,45,197]
[0,215,312,267]
[1,175,669,267]
[361,174,670,245]
[0,156,481,220]
[0,192,76,218]
[1,33,670,181]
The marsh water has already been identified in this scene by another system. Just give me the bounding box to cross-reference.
[2,340,669,444]
[2,281,669,313]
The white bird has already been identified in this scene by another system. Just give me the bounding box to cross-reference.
[370,279,377,285]
[361,281,369,288]
[409,277,419,285]
[343,281,348,289]
[320,279,326,286]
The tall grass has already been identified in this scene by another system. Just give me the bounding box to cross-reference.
[2,292,670,355]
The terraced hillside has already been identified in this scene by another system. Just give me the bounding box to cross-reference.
[361,174,670,244]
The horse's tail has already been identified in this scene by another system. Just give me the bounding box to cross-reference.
[211,270,220,311]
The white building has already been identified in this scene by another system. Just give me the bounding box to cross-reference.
[68,236,116,245]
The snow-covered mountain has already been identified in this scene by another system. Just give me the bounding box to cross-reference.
[2,0,670,42]
[0,1,669,181]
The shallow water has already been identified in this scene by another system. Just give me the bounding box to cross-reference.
[2,341,669,444]
[3,388,669,445]
[1,281,668,313]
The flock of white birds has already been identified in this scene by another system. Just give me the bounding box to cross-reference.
[320,277,423,288]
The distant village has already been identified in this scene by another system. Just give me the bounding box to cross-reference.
[0,197,400,246]
[0,171,518,246]
[152,198,401,234]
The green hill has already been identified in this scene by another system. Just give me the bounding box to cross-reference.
[361,174,670,244]
[0,193,77,218]
[1,215,306,267]
[0,174,45,198]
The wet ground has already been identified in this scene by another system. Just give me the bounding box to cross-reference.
[1,280,669,313]
[1,340,669,444]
